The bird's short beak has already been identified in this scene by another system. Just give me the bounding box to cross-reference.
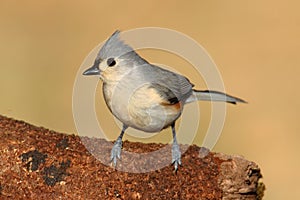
[82,62,100,76]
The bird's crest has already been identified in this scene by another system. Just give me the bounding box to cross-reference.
[97,30,135,60]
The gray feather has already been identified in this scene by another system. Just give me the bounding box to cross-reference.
[148,83,179,104]
[96,30,148,65]
[136,64,194,103]
[192,90,247,104]
[96,30,194,102]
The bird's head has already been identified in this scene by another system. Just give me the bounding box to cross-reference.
[83,30,147,82]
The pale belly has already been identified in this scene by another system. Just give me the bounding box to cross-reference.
[103,82,182,132]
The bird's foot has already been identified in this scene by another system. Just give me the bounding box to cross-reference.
[110,137,123,167]
[172,142,182,172]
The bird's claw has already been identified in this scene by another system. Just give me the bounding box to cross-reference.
[172,143,182,172]
[110,137,123,167]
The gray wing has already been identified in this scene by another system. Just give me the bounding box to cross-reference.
[139,64,194,103]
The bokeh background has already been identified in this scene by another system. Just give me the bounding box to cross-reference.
[0,1,299,199]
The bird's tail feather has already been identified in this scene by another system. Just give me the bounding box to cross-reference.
[189,90,247,104]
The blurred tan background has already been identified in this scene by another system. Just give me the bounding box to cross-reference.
[1,1,299,199]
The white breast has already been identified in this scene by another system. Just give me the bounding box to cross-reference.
[103,82,182,132]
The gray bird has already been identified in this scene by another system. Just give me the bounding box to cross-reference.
[83,30,246,171]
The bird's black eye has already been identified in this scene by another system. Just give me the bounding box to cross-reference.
[107,58,116,67]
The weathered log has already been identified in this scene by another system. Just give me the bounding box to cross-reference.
[0,115,264,199]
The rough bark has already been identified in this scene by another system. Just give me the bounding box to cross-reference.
[0,115,264,199]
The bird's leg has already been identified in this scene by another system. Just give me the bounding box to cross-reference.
[110,124,128,167]
[171,123,181,172]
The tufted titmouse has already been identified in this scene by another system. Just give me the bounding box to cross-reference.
[83,30,246,171]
